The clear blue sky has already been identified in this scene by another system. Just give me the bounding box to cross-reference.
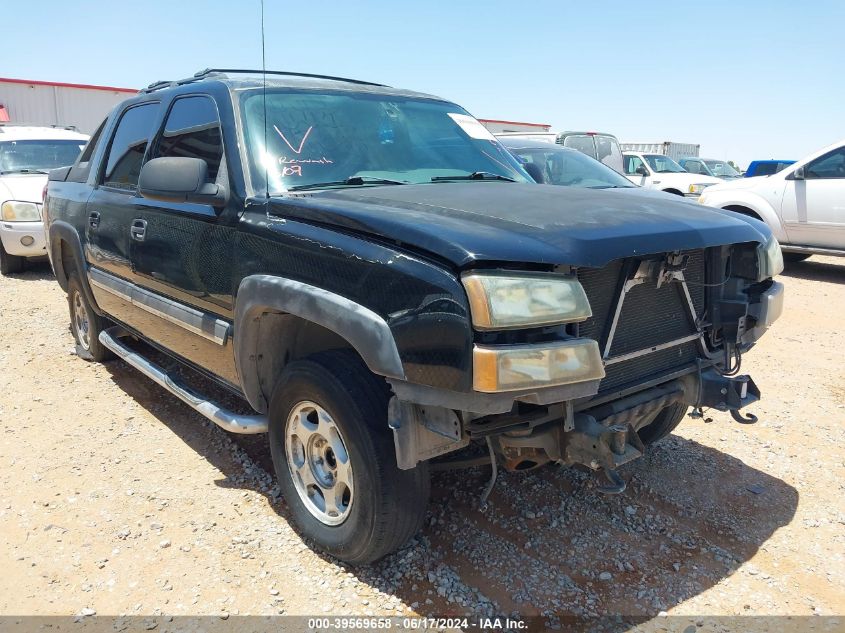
[4,0,843,167]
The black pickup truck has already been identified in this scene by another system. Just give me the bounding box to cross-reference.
[44,69,784,564]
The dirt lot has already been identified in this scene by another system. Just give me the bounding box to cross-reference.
[1,257,843,627]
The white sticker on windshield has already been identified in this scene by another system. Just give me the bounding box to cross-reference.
[447,113,497,141]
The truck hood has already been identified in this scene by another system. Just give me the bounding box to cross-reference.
[271,183,770,268]
[703,175,773,193]
[0,173,47,204]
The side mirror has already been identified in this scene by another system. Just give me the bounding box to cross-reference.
[635,166,649,176]
[788,166,805,180]
[138,157,228,208]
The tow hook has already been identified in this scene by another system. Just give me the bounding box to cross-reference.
[730,408,758,424]
[563,417,645,495]
[697,369,761,424]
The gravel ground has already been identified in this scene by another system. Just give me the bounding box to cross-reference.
[0,257,843,627]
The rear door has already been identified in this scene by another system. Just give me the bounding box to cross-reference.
[127,94,239,385]
[779,147,845,248]
[86,101,160,326]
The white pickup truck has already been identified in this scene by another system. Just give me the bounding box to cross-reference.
[0,124,89,274]
[622,152,721,198]
[698,138,845,260]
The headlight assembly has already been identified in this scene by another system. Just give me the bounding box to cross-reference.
[461,271,592,330]
[1,201,41,222]
[688,183,712,195]
[757,235,784,280]
[473,339,605,392]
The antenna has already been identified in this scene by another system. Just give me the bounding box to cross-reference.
[261,0,269,201]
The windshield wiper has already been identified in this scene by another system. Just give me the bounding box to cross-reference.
[431,171,516,182]
[287,176,409,192]
[589,185,635,189]
[0,168,49,175]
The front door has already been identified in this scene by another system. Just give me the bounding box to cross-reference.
[128,95,239,385]
[779,147,845,249]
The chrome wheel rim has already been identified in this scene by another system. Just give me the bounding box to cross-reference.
[72,291,91,350]
[284,401,353,526]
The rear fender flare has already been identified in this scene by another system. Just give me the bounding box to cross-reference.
[47,221,104,316]
[234,274,405,413]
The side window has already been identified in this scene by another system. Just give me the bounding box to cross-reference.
[624,155,645,175]
[685,160,702,174]
[153,96,224,181]
[67,119,106,183]
[102,103,159,191]
[562,135,597,159]
[806,148,845,179]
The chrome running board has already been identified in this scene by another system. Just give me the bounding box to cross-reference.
[99,327,268,434]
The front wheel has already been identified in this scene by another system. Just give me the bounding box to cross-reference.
[637,402,688,446]
[783,252,811,263]
[0,243,24,275]
[268,350,430,564]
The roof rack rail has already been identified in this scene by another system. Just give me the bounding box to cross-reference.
[0,122,78,130]
[193,68,388,87]
[141,68,388,94]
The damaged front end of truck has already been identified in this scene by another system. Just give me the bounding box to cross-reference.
[389,236,784,496]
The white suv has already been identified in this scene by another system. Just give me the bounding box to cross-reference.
[623,152,721,198]
[698,138,845,260]
[0,125,89,274]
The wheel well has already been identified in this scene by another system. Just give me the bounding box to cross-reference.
[253,311,358,408]
[723,205,762,220]
[662,188,684,196]
[59,239,74,284]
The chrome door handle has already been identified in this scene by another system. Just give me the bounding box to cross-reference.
[130,218,147,241]
[88,211,101,229]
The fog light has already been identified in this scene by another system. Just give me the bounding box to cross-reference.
[20,235,35,247]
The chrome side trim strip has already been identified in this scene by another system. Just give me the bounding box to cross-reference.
[89,268,230,345]
[604,332,703,366]
[99,327,267,434]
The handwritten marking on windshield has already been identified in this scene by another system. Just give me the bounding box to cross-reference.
[274,125,312,155]
[280,156,334,165]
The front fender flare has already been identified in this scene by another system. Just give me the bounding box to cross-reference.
[234,274,406,413]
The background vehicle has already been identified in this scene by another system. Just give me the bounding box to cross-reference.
[498,131,624,173]
[622,151,721,197]
[45,69,782,564]
[0,123,88,274]
[621,141,699,162]
[679,157,742,180]
[499,137,676,200]
[745,159,795,178]
[699,138,845,260]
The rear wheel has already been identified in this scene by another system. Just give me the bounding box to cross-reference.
[268,350,430,564]
[67,275,114,362]
[637,402,688,446]
[0,243,24,275]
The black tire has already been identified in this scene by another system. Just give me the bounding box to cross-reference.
[67,275,114,362]
[0,243,24,275]
[637,402,689,446]
[268,350,430,564]
[783,252,811,263]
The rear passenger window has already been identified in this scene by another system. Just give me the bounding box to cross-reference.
[154,96,224,181]
[102,103,159,191]
[68,119,106,183]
